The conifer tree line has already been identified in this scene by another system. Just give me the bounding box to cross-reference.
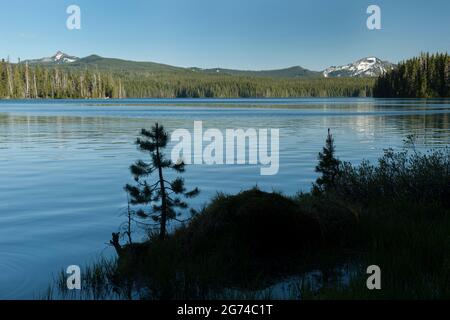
[122,74,374,98]
[0,60,374,99]
[374,53,450,98]
[0,61,125,99]
[1,52,449,99]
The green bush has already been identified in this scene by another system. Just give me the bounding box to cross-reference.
[334,148,450,207]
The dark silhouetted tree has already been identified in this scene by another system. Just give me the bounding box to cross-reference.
[314,128,341,192]
[125,123,199,240]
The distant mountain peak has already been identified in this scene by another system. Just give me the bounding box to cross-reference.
[54,51,65,60]
[323,57,395,78]
[50,51,78,63]
[25,51,79,65]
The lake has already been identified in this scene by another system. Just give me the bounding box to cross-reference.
[0,98,449,299]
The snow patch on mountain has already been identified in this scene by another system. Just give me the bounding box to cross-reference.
[51,51,78,63]
[323,57,395,78]
[26,51,79,64]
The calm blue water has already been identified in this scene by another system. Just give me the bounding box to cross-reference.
[1,98,449,299]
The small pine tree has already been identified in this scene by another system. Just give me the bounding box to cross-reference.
[125,123,199,240]
[314,128,341,192]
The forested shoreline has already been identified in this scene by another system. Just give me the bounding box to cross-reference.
[0,61,125,99]
[374,53,450,98]
[0,60,374,99]
[123,74,375,98]
[1,52,449,99]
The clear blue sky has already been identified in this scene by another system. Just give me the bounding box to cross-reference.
[1,0,449,71]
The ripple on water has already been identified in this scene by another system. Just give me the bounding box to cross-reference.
[0,250,42,299]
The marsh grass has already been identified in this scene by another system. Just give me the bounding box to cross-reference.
[41,258,127,300]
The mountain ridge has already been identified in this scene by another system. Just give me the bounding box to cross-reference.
[22,51,395,78]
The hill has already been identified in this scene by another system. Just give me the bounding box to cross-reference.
[190,65,321,78]
[23,51,394,79]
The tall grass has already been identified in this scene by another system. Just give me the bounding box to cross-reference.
[41,258,127,300]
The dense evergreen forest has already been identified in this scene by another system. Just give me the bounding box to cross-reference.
[2,52,449,99]
[374,53,450,98]
[0,60,374,99]
[0,61,125,99]
[122,73,375,98]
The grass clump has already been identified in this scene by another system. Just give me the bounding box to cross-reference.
[114,188,344,299]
